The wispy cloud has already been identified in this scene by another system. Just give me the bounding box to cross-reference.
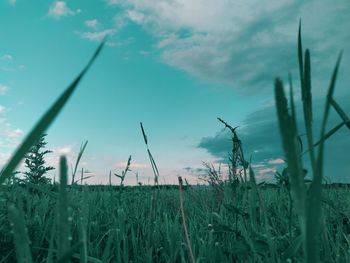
[1,54,13,60]
[85,19,99,29]
[78,29,116,42]
[48,1,77,19]
[115,160,148,169]
[8,0,16,6]
[268,158,285,165]
[0,105,7,114]
[0,84,9,95]
[105,0,350,95]
[0,107,24,151]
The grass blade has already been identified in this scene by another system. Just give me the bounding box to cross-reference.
[274,78,306,219]
[0,39,105,186]
[55,242,83,263]
[298,20,304,92]
[311,121,346,149]
[302,49,316,171]
[330,98,350,129]
[140,122,159,185]
[288,73,297,131]
[58,156,71,260]
[140,122,148,145]
[8,204,33,263]
[306,52,342,263]
[72,141,88,185]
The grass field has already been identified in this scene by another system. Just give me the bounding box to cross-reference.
[0,24,349,262]
[1,181,350,262]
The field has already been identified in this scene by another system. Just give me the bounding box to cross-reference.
[1,182,350,262]
[0,24,349,262]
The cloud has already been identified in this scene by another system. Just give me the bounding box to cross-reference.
[1,54,13,60]
[78,29,116,42]
[8,0,16,6]
[115,160,148,169]
[268,158,285,165]
[0,105,7,114]
[7,128,23,139]
[85,19,99,29]
[54,145,74,155]
[105,0,350,95]
[48,1,75,19]
[0,109,24,150]
[198,96,350,182]
[0,56,26,72]
[0,84,9,95]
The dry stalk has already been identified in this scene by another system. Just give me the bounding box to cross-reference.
[178,176,195,263]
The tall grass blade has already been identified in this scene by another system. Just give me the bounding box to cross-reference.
[311,121,346,149]
[330,98,350,129]
[71,141,88,184]
[306,53,342,263]
[274,78,306,218]
[140,122,159,185]
[58,156,71,260]
[0,39,105,186]
[8,204,33,263]
[248,165,258,229]
[140,122,148,145]
[318,53,343,150]
[77,215,88,263]
[288,73,297,130]
[302,49,316,171]
[298,20,304,91]
[178,177,195,263]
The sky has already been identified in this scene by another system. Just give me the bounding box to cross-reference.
[0,0,349,185]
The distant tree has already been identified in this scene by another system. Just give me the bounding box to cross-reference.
[24,133,54,184]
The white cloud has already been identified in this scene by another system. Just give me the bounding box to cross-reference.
[8,0,16,6]
[85,19,99,29]
[115,160,148,169]
[0,84,9,95]
[1,54,13,60]
[53,145,74,155]
[78,29,116,42]
[126,10,146,24]
[105,0,350,95]
[0,113,23,150]
[48,1,75,19]
[7,128,23,139]
[0,105,7,114]
[0,152,11,167]
[268,158,285,165]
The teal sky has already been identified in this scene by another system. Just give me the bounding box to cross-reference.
[1,0,349,184]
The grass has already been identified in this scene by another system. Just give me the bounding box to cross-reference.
[0,24,349,262]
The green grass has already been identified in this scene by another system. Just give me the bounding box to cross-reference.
[0,24,349,263]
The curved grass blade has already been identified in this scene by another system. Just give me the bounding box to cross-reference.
[0,39,105,186]
[8,204,33,263]
[72,141,89,184]
[306,52,342,263]
[311,121,346,150]
[140,122,159,185]
[330,98,350,129]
